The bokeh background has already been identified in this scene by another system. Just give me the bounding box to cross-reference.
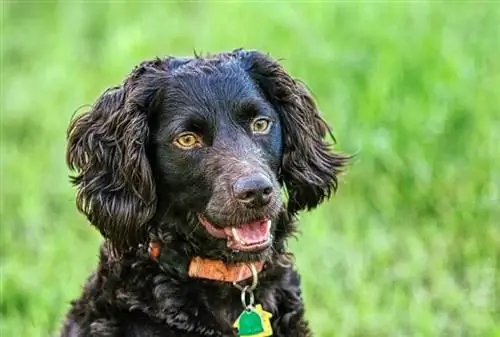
[2,2,499,336]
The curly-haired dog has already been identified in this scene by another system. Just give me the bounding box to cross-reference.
[60,49,348,337]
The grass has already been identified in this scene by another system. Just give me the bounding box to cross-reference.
[1,2,499,336]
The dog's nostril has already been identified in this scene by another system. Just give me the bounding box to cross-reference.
[233,173,273,207]
[240,191,253,201]
[263,187,272,196]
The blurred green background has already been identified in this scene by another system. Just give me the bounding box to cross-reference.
[1,2,499,337]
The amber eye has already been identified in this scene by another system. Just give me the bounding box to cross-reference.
[251,117,272,134]
[173,132,201,149]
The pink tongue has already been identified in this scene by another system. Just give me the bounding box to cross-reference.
[224,220,269,244]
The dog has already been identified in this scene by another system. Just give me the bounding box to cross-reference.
[60,49,348,337]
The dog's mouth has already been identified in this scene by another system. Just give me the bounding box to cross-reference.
[197,214,272,252]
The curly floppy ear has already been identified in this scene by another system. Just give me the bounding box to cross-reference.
[237,50,349,215]
[66,73,157,253]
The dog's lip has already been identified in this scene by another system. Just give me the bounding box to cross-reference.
[197,214,272,251]
[197,215,228,239]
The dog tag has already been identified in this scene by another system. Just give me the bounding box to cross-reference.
[233,304,273,337]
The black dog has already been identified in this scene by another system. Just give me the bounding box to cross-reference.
[60,49,347,337]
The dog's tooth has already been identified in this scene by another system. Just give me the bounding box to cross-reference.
[266,220,271,231]
[231,227,242,244]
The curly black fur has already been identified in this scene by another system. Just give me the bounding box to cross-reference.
[61,49,348,337]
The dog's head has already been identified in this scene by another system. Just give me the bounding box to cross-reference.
[67,49,347,262]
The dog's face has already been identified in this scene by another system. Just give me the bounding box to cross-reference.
[151,64,283,257]
[66,49,347,262]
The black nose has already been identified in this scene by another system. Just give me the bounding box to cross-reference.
[233,173,273,207]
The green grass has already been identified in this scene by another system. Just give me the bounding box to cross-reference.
[1,2,499,336]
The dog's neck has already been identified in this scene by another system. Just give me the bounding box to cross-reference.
[148,241,264,283]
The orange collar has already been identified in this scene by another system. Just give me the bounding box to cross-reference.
[148,241,264,283]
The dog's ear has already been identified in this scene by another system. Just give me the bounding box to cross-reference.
[237,50,349,215]
[66,62,165,253]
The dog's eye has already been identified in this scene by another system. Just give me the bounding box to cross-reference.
[173,132,202,149]
[251,117,272,134]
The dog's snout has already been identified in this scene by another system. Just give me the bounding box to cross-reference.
[232,173,273,207]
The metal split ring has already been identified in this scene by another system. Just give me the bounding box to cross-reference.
[232,263,258,291]
[240,285,255,309]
